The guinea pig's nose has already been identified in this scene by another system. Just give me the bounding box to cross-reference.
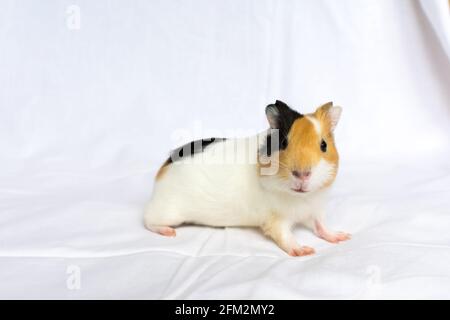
[292,170,311,180]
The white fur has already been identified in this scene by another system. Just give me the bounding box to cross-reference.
[145,135,331,231]
[305,158,336,192]
[306,115,321,135]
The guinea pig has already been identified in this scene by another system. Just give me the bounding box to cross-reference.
[144,100,350,256]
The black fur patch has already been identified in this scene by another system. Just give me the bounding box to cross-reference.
[262,100,303,156]
[166,138,226,164]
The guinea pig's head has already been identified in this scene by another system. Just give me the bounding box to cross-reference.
[258,100,342,195]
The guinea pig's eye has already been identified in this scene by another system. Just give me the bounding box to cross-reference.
[320,139,327,152]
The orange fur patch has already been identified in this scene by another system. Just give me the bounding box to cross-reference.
[155,159,171,180]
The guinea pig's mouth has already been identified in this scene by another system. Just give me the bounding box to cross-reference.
[291,187,308,193]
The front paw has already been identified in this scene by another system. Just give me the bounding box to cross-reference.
[322,231,351,244]
[288,245,316,257]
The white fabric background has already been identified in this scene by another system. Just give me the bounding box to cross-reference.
[0,0,449,299]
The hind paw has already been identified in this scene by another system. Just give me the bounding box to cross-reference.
[147,226,176,237]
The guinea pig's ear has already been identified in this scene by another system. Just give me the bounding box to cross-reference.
[315,102,342,132]
[265,100,302,129]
